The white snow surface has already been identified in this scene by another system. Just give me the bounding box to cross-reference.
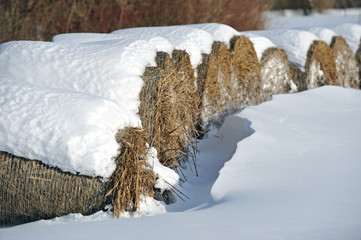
[111,25,215,68]
[1,86,361,239]
[249,29,318,70]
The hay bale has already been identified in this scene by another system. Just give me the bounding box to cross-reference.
[260,47,295,100]
[229,36,262,108]
[304,40,337,89]
[330,36,360,88]
[196,42,232,125]
[355,38,361,89]
[140,51,198,169]
[1,126,157,225]
[107,128,155,217]
[0,151,108,226]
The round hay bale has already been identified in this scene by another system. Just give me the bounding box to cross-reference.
[140,51,198,169]
[229,35,262,108]
[1,126,157,225]
[0,151,108,226]
[196,42,232,125]
[330,36,360,88]
[355,38,361,89]
[304,40,337,89]
[260,47,296,100]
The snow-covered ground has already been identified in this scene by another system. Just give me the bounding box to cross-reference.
[1,9,361,240]
[1,86,361,240]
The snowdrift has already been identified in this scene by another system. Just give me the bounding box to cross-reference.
[1,23,360,226]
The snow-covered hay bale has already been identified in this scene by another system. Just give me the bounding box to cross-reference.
[196,42,232,127]
[330,36,360,88]
[140,51,198,168]
[259,47,295,100]
[229,35,262,108]
[304,40,337,89]
[0,151,108,226]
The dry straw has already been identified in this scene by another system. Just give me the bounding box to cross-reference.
[260,47,294,100]
[304,40,337,89]
[107,127,155,217]
[330,36,360,88]
[140,51,198,170]
[229,35,262,108]
[0,151,108,226]
[196,41,232,129]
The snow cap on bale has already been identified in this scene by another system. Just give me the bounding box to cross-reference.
[229,35,262,108]
[111,26,215,68]
[189,23,240,48]
[330,36,360,88]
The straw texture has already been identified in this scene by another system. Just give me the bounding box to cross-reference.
[0,151,108,226]
[305,40,337,89]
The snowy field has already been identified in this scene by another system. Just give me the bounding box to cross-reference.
[1,9,361,240]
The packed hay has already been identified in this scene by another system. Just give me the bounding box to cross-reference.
[0,151,108,226]
[355,38,361,88]
[196,41,232,129]
[140,51,198,169]
[229,35,262,108]
[259,47,295,100]
[107,127,156,217]
[304,40,337,89]
[330,36,360,88]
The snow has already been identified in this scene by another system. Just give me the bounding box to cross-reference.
[1,86,361,239]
